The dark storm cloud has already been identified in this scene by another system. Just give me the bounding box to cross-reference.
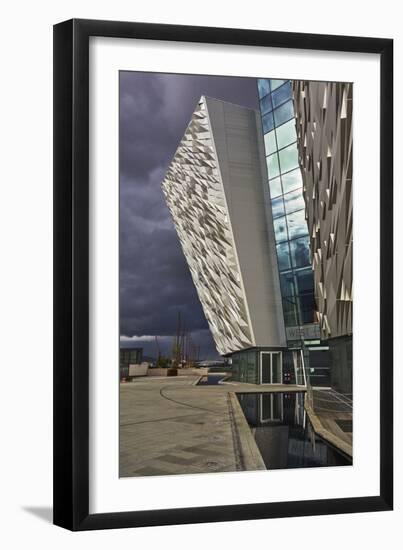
[120,329,220,362]
[120,71,259,359]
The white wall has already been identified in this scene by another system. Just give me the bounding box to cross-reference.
[0,1,401,548]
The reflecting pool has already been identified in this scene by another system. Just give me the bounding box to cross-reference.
[237,392,352,469]
[197,374,226,386]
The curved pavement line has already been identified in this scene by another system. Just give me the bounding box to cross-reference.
[159,385,220,415]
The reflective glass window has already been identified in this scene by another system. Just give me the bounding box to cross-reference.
[279,143,299,173]
[239,353,247,382]
[232,354,239,379]
[273,216,288,242]
[295,268,314,293]
[266,153,280,179]
[272,82,292,108]
[298,294,315,324]
[295,267,316,323]
[247,352,257,384]
[269,176,282,198]
[260,93,273,115]
[276,242,291,271]
[281,168,303,193]
[276,119,296,150]
[264,130,277,155]
[257,79,271,98]
[273,100,294,127]
[282,298,299,326]
[287,209,308,239]
[284,188,305,214]
[280,271,296,297]
[290,236,311,268]
[271,196,285,218]
[270,79,287,91]
[262,111,275,133]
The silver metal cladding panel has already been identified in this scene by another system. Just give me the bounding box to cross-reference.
[162,96,286,355]
[293,81,353,340]
[162,98,253,355]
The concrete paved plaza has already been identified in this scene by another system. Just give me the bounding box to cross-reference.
[120,376,302,477]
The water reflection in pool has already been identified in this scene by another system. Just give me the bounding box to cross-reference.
[237,392,351,469]
[197,374,226,385]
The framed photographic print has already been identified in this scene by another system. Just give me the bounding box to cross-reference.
[53,18,393,530]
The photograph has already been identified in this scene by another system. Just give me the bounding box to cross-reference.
[119,72,353,477]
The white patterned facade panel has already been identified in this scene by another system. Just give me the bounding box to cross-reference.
[162,98,254,355]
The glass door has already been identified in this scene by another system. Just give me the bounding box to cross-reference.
[260,352,283,384]
[261,352,272,384]
[271,352,282,383]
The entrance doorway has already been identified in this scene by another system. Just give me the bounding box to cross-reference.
[260,351,282,384]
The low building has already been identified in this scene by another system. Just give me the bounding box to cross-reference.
[119,347,143,379]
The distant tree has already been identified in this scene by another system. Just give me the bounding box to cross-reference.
[156,355,171,368]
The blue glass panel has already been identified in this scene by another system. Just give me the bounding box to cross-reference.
[272,82,292,108]
[287,209,308,239]
[271,196,285,218]
[280,271,296,297]
[269,177,282,198]
[266,154,280,179]
[264,130,277,155]
[298,293,315,324]
[274,100,294,127]
[290,236,311,268]
[284,188,305,214]
[279,143,299,173]
[257,79,271,98]
[282,298,299,326]
[295,268,314,293]
[273,216,288,242]
[260,93,273,115]
[281,168,303,193]
[270,79,287,91]
[262,111,275,133]
[295,268,315,324]
[276,242,291,271]
[276,119,296,150]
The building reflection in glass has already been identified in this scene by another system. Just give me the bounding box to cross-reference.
[257,79,315,328]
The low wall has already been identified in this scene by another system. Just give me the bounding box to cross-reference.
[147,367,210,377]
[147,368,169,377]
[227,393,266,471]
[177,368,209,376]
[128,364,149,377]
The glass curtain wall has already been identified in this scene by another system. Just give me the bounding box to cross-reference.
[257,79,315,329]
[231,350,258,384]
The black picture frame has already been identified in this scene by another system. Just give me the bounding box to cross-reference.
[53,18,393,531]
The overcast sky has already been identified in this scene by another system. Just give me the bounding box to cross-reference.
[119,71,259,360]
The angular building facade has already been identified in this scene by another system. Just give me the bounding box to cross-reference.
[162,96,286,383]
[293,81,353,394]
[162,82,352,391]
